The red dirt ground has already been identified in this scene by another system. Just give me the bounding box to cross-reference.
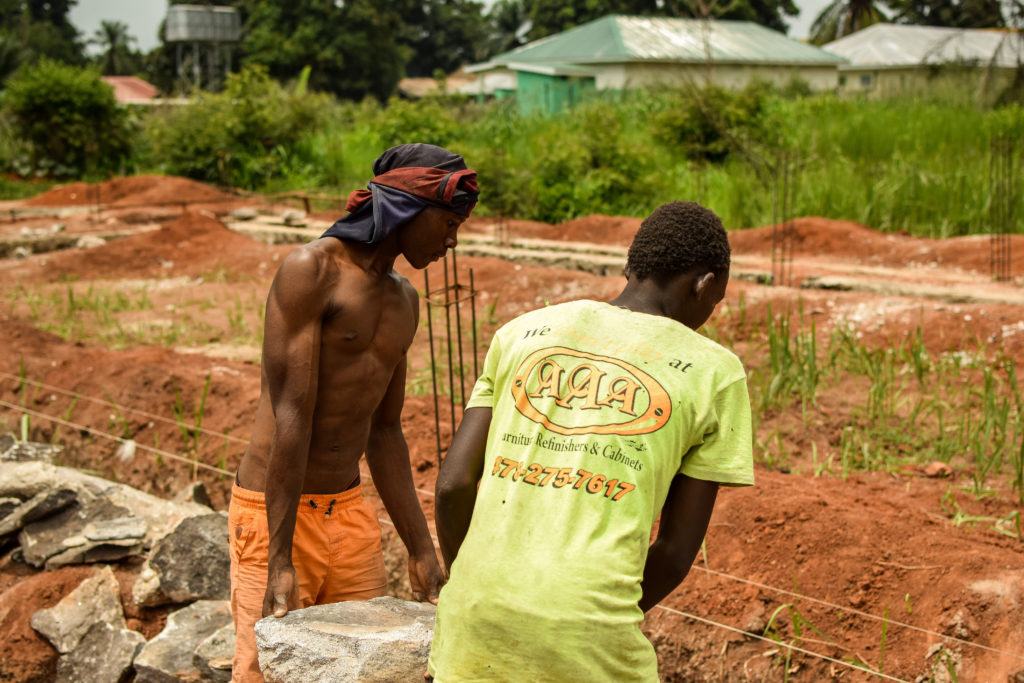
[0,563,94,682]
[467,214,642,245]
[0,557,170,682]
[24,175,237,208]
[1,179,1023,681]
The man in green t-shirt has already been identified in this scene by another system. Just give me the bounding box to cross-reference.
[429,201,754,682]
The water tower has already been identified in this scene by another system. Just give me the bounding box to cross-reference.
[165,4,241,92]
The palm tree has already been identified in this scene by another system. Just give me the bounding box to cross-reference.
[0,35,25,84]
[810,0,888,44]
[90,20,137,75]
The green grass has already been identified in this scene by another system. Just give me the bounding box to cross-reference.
[743,308,1024,502]
[224,91,1023,238]
[0,174,54,200]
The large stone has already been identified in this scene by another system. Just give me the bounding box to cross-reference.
[134,600,232,683]
[0,488,77,538]
[255,597,435,683]
[133,513,229,606]
[0,497,18,519]
[230,207,259,221]
[31,565,125,653]
[55,621,144,683]
[194,622,235,682]
[0,461,209,561]
[18,498,147,568]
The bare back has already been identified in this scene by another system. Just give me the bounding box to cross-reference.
[237,237,418,494]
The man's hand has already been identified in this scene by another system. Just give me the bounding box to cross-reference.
[409,551,446,604]
[262,565,300,618]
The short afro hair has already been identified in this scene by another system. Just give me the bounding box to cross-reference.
[625,201,730,282]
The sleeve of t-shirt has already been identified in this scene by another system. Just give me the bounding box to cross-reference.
[679,375,754,486]
[465,330,503,410]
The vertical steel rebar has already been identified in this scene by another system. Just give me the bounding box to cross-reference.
[469,268,479,380]
[424,268,442,464]
[442,257,457,440]
[451,250,467,409]
[990,134,1016,283]
[770,153,778,287]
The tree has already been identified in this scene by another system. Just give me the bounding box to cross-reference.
[0,33,26,83]
[487,0,531,54]
[0,0,84,66]
[90,20,140,75]
[4,59,131,175]
[809,0,887,44]
[888,0,1005,28]
[239,0,409,100]
[399,0,489,77]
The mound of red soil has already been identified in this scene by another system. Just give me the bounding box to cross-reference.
[729,217,910,262]
[24,175,235,208]
[34,212,273,281]
[0,318,261,507]
[730,216,1024,274]
[556,215,641,245]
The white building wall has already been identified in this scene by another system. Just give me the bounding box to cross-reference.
[837,66,1017,102]
[463,68,518,96]
[608,62,839,91]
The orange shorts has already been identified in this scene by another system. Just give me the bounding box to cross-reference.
[228,482,387,683]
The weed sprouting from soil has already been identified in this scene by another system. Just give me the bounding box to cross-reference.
[742,307,1024,502]
[172,373,212,455]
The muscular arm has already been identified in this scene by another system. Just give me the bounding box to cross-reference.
[366,352,445,601]
[434,407,491,570]
[261,249,330,617]
[639,474,719,612]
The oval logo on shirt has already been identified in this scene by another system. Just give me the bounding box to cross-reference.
[510,346,672,436]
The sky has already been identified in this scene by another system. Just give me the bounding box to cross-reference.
[69,0,835,55]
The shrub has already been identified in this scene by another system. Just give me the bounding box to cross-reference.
[374,96,460,149]
[2,60,131,177]
[143,65,332,188]
[653,83,773,163]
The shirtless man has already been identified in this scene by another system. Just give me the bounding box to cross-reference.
[229,144,478,682]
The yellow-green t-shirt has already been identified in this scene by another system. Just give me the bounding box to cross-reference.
[428,300,754,682]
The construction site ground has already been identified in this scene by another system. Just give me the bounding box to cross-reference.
[0,176,1022,682]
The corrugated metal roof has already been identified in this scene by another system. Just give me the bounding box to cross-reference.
[824,23,1024,69]
[102,76,158,103]
[475,15,844,69]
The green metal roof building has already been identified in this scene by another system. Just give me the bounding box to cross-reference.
[465,15,846,114]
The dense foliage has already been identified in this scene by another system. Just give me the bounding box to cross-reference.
[2,60,131,176]
[130,83,1023,238]
[1,44,1022,238]
[144,65,329,188]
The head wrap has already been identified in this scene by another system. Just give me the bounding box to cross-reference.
[322,143,479,245]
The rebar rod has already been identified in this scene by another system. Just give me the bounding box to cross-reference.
[451,250,467,410]
[424,268,442,464]
[442,256,457,441]
[469,268,479,380]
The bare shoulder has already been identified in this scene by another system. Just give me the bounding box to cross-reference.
[271,241,338,311]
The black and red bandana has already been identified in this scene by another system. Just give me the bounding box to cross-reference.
[323,144,479,245]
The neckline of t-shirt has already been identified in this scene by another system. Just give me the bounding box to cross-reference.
[579,299,692,332]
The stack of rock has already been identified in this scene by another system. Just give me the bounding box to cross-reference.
[0,437,237,681]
